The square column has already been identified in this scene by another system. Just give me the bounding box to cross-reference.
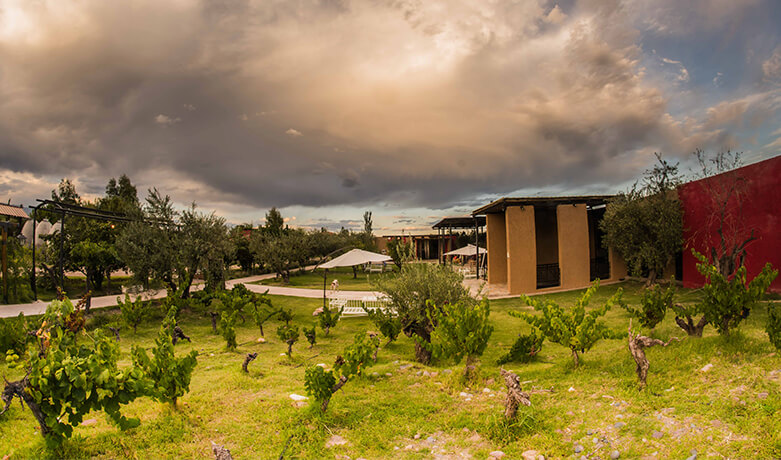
[609,246,628,280]
[557,204,590,290]
[486,213,507,285]
[506,206,536,295]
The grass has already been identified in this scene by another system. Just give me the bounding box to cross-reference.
[1,281,780,459]
[256,266,398,291]
[32,276,165,302]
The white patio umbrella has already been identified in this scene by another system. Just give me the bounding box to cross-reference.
[317,249,392,306]
[443,244,486,257]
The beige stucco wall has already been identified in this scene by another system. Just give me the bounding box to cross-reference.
[557,204,591,290]
[506,206,537,295]
[609,247,628,280]
[486,213,507,285]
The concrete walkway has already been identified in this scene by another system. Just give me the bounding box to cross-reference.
[0,272,382,318]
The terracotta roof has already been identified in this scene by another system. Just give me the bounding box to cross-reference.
[472,195,614,215]
[0,203,30,219]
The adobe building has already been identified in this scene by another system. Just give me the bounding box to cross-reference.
[472,196,627,295]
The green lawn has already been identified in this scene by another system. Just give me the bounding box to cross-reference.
[256,266,398,291]
[1,282,780,459]
[32,276,164,303]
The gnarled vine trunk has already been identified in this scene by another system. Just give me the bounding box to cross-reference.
[500,369,530,420]
[1,377,50,438]
[628,321,680,388]
[674,312,707,337]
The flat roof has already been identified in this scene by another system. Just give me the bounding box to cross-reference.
[432,215,486,229]
[472,195,614,215]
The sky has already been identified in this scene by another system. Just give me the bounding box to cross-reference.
[1,0,780,234]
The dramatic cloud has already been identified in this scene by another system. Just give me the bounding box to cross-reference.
[0,0,779,229]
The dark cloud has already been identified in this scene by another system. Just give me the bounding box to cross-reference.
[0,0,779,226]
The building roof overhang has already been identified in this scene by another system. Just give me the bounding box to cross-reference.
[432,215,486,229]
[471,195,614,216]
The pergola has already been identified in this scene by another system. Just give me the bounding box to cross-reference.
[431,215,487,279]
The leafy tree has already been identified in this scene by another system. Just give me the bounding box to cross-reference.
[132,308,198,407]
[361,211,376,251]
[512,281,624,368]
[250,228,311,283]
[387,237,415,269]
[179,205,232,296]
[303,325,317,348]
[693,250,777,335]
[364,305,402,345]
[601,154,683,285]
[264,207,285,237]
[497,328,544,365]
[220,310,239,351]
[3,297,151,445]
[423,299,493,379]
[318,303,343,336]
[229,225,255,272]
[304,332,379,411]
[373,263,472,363]
[3,237,33,304]
[622,280,675,329]
[277,324,300,356]
[118,294,150,333]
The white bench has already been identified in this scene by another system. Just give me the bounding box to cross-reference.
[328,295,392,318]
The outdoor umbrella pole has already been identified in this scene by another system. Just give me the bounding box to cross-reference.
[323,269,328,308]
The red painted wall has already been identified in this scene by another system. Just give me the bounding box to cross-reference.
[679,155,781,292]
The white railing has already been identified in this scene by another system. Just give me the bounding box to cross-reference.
[329,294,393,317]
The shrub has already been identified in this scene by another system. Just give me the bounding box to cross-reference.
[0,312,31,356]
[220,310,239,351]
[767,303,781,352]
[318,303,342,336]
[118,294,150,333]
[365,305,402,345]
[250,290,278,337]
[277,308,293,325]
[512,280,623,368]
[277,324,300,356]
[4,297,151,446]
[622,281,674,329]
[304,332,379,411]
[497,328,544,365]
[424,299,493,379]
[694,250,778,335]
[304,325,317,348]
[373,263,473,363]
[132,308,198,407]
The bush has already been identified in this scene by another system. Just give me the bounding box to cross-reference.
[132,308,198,406]
[767,303,781,352]
[6,297,151,445]
[277,324,300,356]
[365,305,402,345]
[373,263,473,363]
[304,325,317,348]
[118,294,150,333]
[424,299,493,379]
[497,328,544,365]
[622,281,674,329]
[694,250,778,335]
[318,303,342,336]
[304,332,379,411]
[512,280,623,368]
[220,310,239,351]
[0,312,31,356]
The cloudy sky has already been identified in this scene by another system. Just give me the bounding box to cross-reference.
[1,0,780,234]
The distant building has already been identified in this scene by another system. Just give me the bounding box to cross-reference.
[472,196,627,295]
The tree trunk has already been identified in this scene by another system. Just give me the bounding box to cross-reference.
[287,340,293,356]
[352,265,358,279]
[242,353,258,373]
[321,375,348,412]
[628,321,680,388]
[572,349,580,368]
[674,313,707,337]
[500,369,531,420]
[2,377,51,438]
[210,312,219,333]
[414,341,432,364]
[464,355,476,380]
[108,327,121,341]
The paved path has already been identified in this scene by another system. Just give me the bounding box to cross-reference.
[0,272,381,318]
